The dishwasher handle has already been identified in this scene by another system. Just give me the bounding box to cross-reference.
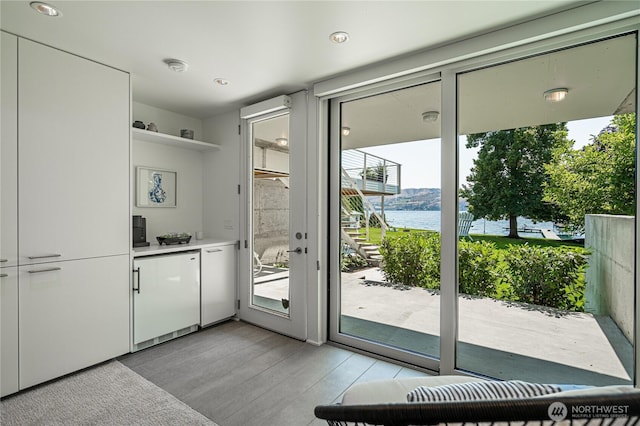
[132,267,141,294]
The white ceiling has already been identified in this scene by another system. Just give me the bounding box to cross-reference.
[341,33,636,149]
[0,0,590,119]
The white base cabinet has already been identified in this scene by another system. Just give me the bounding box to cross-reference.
[201,244,236,326]
[19,256,130,389]
[1,267,19,397]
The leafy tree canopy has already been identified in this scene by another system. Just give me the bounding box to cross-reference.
[543,113,636,233]
[460,124,570,238]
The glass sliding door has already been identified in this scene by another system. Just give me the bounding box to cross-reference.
[330,80,442,369]
[456,34,637,384]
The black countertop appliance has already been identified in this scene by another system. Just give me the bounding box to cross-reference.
[133,215,150,247]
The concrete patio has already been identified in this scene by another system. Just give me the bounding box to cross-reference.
[254,267,633,386]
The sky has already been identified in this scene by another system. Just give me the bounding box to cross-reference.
[360,116,614,189]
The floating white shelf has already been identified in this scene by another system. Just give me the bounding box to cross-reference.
[132,128,220,151]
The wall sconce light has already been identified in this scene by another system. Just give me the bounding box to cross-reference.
[422,111,439,122]
[276,138,288,146]
[341,127,351,136]
[543,88,568,102]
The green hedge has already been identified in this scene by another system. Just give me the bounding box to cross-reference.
[379,234,587,312]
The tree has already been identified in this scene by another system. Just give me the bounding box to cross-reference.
[460,124,569,238]
[543,113,636,233]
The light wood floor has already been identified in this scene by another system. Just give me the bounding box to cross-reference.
[119,320,427,426]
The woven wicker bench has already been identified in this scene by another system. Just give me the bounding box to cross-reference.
[314,376,640,425]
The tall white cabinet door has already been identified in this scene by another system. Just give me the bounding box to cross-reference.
[18,39,130,264]
[19,255,130,389]
[1,32,18,267]
[201,244,236,326]
[1,267,19,397]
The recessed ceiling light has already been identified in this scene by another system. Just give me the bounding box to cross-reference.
[341,127,351,136]
[422,111,439,122]
[543,88,568,102]
[30,1,62,17]
[165,59,189,72]
[214,78,229,86]
[330,31,350,44]
[275,138,288,146]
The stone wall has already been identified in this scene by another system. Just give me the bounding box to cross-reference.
[584,214,634,342]
[253,178,289,264]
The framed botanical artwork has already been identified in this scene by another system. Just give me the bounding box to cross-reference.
[136,167,177,207]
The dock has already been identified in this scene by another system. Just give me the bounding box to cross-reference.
[540,228,561,240]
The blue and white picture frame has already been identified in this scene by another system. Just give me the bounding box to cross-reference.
[136,167,177,207]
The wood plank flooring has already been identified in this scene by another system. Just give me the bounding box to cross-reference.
[119,320,427,426]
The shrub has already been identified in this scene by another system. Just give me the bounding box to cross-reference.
[379,232,440,288]
[502,244,587,311]
[458,240,501,297]
[379,235,587,311]
[341,253,368,272]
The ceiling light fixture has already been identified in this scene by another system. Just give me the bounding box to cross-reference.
[214,78,229,86]
[422,111,439,123]
[330,31,350,44]
[30,1,62,16]
[543,88,568,102]
[341,127,351,136]
[275,138,288,146]
[165,59,189,73]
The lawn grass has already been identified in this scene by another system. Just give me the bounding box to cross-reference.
[361,226,583,249]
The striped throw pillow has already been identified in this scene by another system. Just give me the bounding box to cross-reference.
[407,380,562,402]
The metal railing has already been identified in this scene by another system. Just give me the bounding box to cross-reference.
[342,149,401,195]
[341,168,388,241]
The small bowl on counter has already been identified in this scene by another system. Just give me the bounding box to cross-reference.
[156,233,192,245]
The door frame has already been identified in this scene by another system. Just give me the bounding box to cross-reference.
[327,75,443,373]
[237,92,308,341]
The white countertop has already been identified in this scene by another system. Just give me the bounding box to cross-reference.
[132,238,237,257]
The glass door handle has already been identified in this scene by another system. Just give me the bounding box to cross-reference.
[287,247,302,254]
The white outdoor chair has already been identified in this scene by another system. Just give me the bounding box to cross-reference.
[458,211,474,240]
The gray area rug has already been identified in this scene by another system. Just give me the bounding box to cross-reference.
[0,360,217,425]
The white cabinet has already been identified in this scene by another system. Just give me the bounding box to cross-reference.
[0,36,130,394]
[1,32,18,267]
[201,244,236,326]
[18,38,129,264]
[1,268,19,397]
[1,32,19,399]
[19,256,130,389]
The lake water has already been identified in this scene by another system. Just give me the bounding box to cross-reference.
[383,210,556,238]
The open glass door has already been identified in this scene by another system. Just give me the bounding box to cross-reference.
[238,92,307,340]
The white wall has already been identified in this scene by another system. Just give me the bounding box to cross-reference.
[132,103,205,240]
[202,110,240,241]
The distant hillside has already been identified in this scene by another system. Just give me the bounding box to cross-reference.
[368,188,468,211]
